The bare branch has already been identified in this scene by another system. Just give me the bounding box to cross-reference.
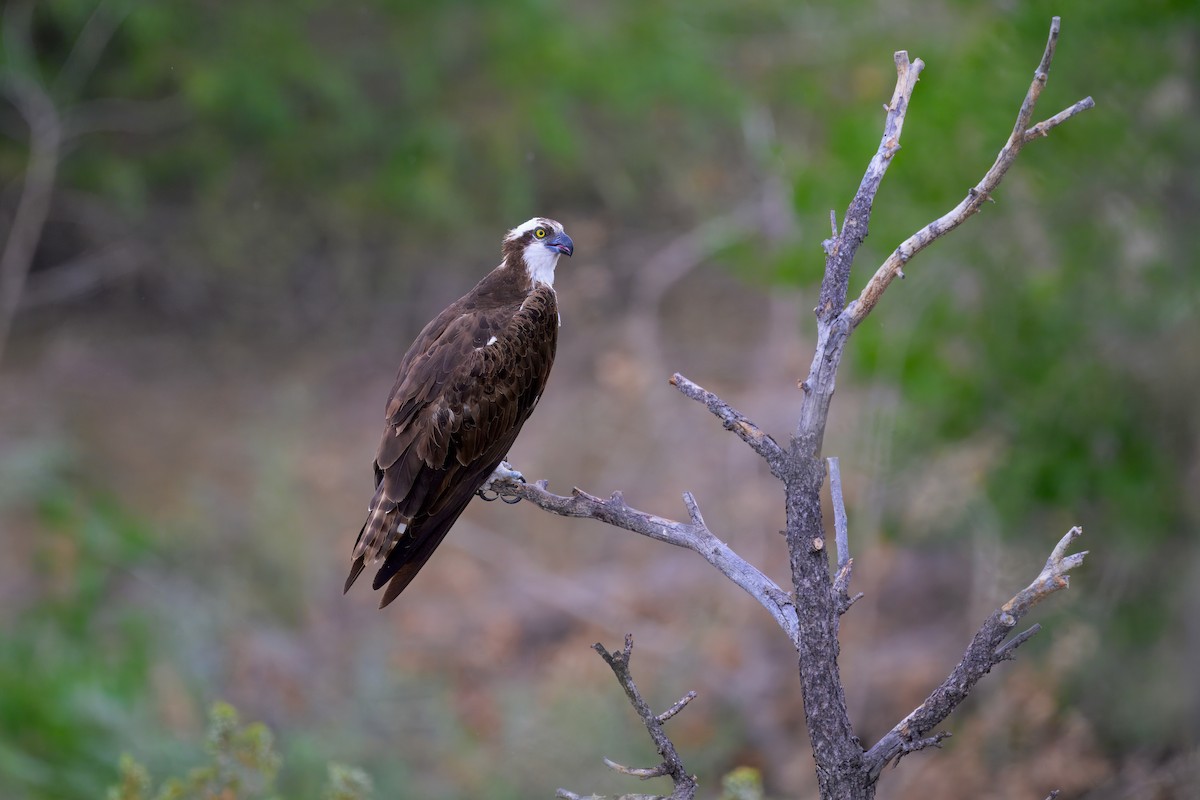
[1023,96,1095,142]
[491,473,800,645]
[863,528,1087,780]
[670,373,786,478]
[847,17,1094,328]
[603,759,671,780]
[557,792,666,800]
[828,457,850,571]
[0,70,61,362]
[891,731,952,770]
[794,50,925,456]
[995,624,1041,662]
[827,457,862,616]
[821,209,839,255]
[815,50,925,323]
[53,0,132,102]
[1003,526,1088,619]
[556,636,698,800]
[656,692,697,725]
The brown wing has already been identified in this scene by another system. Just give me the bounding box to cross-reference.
[345,285,558,606]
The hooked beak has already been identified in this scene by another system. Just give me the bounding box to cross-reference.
[545,231,574,257]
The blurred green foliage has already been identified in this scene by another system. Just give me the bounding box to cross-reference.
[0,462,155,799]
[107,702,371,800]
[719,766,765,800]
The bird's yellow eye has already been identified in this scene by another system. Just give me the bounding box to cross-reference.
[535,228,547,239]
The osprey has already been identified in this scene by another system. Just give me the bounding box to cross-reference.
[344,217,574,607]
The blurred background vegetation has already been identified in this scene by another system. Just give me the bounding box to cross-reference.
[1,0,1197,798]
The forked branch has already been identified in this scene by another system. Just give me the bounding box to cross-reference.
[863,528,1087,778]
[556,635,698,800]
[489,475,800,646]
[846,17,1094,328]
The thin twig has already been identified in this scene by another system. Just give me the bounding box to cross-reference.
[822,209,839,256]
[52,0,131,102]
[827,457,861,616]
[0,71,61,363]
[995,624,1041,661]
[891,731,952,769]
[670,373,786,478]
[1023,96,1095,142]
[556,792,665,800]
[814,50,925,324]
[863,528,1087,779]
[656,692,697,724]
[828,457,850,571]
[603,759,671,779]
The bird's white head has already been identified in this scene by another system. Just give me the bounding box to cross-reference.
[503,217,574,287]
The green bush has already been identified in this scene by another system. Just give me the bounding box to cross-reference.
[107,703,371,800]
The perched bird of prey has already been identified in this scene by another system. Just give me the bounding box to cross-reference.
[344,217,574,607]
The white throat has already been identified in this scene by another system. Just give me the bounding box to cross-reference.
[522,241,559,287]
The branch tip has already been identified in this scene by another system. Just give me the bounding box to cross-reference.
[995,623,1042,661]
[846,16,1091,330]
[672,372,786,477]
[656,691,697,724]
[603,758,670,780]
[682,492,707,530]
[866,522,1092,778]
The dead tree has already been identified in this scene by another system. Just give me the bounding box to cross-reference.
[491,17,1093,800]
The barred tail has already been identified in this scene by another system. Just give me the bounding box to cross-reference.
[344,487,408,593]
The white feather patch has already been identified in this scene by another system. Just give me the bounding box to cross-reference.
[522,240,560,287]
[506,217,548,240]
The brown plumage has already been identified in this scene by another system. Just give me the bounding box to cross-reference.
[345,217,574,607]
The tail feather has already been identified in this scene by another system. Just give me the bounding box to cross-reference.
[346,486,409,594]
[343,554,367,593]
[352,488,409,562]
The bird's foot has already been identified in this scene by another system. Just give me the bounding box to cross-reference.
[478,461,526,504]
